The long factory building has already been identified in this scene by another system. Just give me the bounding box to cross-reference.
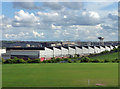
[1,45,118,60]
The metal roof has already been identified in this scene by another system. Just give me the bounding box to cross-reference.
[7,47,45,50]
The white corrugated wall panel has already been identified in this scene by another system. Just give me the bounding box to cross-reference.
[61,47,68,56]
[53,47,61,57]
[100,46,106,52]
[75,47,82,55]
[110,46,114,50]
[82,47,89,54]
[115,46,118,48]
[89,46,94,54]
[69,47,75,55]
[94,46,101,53]
[45,47,53,58]
[105,46,111,51]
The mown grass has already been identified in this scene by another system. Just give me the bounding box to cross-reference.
[2,63,118,87]
[90,52,118,60]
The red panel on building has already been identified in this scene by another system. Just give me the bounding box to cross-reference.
[41,57,45,61]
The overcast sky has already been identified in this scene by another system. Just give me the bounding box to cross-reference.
[0,1,118,41]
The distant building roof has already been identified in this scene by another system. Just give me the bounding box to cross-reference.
[7,47,45,50]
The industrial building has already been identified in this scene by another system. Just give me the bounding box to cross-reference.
[1,45,118,61]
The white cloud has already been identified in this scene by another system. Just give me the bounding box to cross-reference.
[6,25,12,28]
[51,24,62,29]
[14,10,39,22]
[0,15,13,30]
[12,10,40,27]
[54,11,101,26]
[32,30,44,38]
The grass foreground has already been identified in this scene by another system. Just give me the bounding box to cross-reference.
[2,63,118,87]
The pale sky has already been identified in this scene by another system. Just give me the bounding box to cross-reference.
[1,1,118,41]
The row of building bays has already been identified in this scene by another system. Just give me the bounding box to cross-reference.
[1,45,118,60]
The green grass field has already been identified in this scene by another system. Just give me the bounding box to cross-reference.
[90,52,118,60]
[2,63,118,87]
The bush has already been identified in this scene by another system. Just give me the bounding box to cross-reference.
[73,57,79,59]
[60,58,64,61]
[4,59,13,64]
[56,58,61,62]
[104,59,110,63]
[80,57,91,63]
[51,59,57,63]
[2,58,5,63]
[27,58,32,63]
[91,59,100,63]
[73,59,77,63]
[46,60,49,63]
[12,57,26,63]
[67,59,72,63]
[51,57,55,60]
[111,59,116,63]
[114,58,120,63]
[32,59,40,63]
[100,60,104,63]
[43,60,47,63]
[63,58,70,61]
[76,60,81,63]
[101,50,109,54]
[12,57,19,63]
[17,59,26,63]
[47,60,52,63]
